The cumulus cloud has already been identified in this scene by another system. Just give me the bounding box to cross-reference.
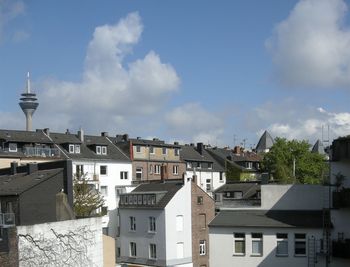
[267,0,350,88]
[165,103,224,144]
[252,100,350,142]
[0,0,25,42]
[36,12,180,134]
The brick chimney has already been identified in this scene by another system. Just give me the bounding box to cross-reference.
[10,162,18,175]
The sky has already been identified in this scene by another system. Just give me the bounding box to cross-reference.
[1,0,350,148]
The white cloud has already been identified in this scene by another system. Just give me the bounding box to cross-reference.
[35,12,180,134]
[267,0,350,88]
[252,100,350,142]
[0,0,25,42]
[165,103,224,145]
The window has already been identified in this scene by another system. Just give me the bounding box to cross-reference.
[251,233,263,256]
[149,146,154,154]
[116,247,121,258]
[233,191,243,199]
[76,164,84,177]
[96,146,101,154]
[154,165,161,174]
[130,242,137,257]
[187,162,192,168]
[176,215,183,231]
[173,165,179,175]
[197,196,203,205]
[219,172,224,182]
[120,171,128,180]
[136,146,141,152]
[100,186,108,196]
[149,217,156,232]
[199,214,206,229]
[129,216,136,231]
[75,144,81,153]
[206,179,211,191]
[100,165,107,175]
[294,234,306,256]
[176,242,184,258]
[199,240,206,255]
[174,148,179,156]
[276,233,288,256]
[162,147,167,155]
[69,144,75,153]
[208,163,213,169]
[101,146,107,155]
[101,206,108,216]
[197,162,202,169]
[246,162,253,169]
[8,143,17,152]
[136,167,142,180]
[234,233,245,255]
[149,243,157,259]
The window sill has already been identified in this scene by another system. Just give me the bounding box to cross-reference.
[233,253,245,257]
[276,254,289,257]
[294,254,306,257]
[148,231,156,234]
[250,254,263,257]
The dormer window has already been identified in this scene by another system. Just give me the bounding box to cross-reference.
[96,146,101,154]
[69,144,75,153]
[101,146,107,155]
[96,145,107,155]
[8,143,17,152]
[69,144,80,154]
[75,145,81,154]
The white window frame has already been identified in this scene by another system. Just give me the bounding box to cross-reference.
[187,162,192,168]
[173,165,179,175]
[100,186,108,197]
[75,144,80,153]
[129,216,136,231]
[69,144,75,153]
[251,233,263,256]
[233,233,245,255]
[130,242,137,257]
[176,215,183,232]
[176,242,184,258]
[149,216,156,232]
[101,146,107,155]
[247,162,253,169]
[8,143,17,152]
[149,243,157,259]
[136,167,142,179]
[208,162,213,169]
[276,233,288,256]
[294,233,306,256]
[154,165,161,174]
[199,240,206,255]
[96,145,101,155]
[120,171,128,180]
[206,179,211,191]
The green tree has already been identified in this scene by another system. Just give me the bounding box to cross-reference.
[73,174,105,217]
[262,138,327,184]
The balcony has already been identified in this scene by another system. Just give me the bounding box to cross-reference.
[23,147,60,158]
[333,239,350,258]
[333,188,350,208]
[0,213,15,227]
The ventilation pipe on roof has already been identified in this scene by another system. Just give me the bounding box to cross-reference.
[10,162,18,175]
[78,128,84,142]
[27,163,38,175]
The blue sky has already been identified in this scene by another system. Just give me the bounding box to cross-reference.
[1,0,350,148]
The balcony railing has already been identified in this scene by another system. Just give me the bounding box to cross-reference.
[23,147,60,158]
[0,213,15,226]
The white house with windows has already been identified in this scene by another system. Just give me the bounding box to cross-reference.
[209,184,329,267]
[117,180,193,267]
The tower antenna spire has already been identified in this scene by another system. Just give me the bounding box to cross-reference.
[26,72,31,94]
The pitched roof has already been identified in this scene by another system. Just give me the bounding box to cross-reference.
[119,181,183,209]
[0,168,63,195]
[0,129,52,143]
[209,210,323,228]
[214,182,260,198]
[256,131,274,152]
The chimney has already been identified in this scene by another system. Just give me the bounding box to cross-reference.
[43,128,50,136]
[192,174,197,184]
[10,162,18,175]
[161,165,167,182]
[122,134,129,142]
[137,137,141,140]
[174,141,179,145]
[197,142,204,155]
[65,129,70,135]
[27,163,38,175]
[78,128,84,142]
[101,132,109,137]
[233,146,241,154]
[190,143,194,147]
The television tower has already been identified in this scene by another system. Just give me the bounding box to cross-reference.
[19,72,39,131]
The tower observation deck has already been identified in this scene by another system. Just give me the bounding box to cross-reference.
[19,72,39,131]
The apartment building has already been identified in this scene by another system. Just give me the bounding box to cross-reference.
[181,143,225,196]
[115,135,186,182]
[117,177,215,267]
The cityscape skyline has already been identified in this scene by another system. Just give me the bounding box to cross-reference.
[1,0,350,147]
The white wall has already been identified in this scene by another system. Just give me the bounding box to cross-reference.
[260,184,326,210]
[17,217,103,267]
[210,226,324,267]
[118,209,166,263]
[165,181,193,266]
[185,170,225,195]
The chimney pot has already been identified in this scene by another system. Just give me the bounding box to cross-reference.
[10,162,18,175]
[78,129,84,142]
